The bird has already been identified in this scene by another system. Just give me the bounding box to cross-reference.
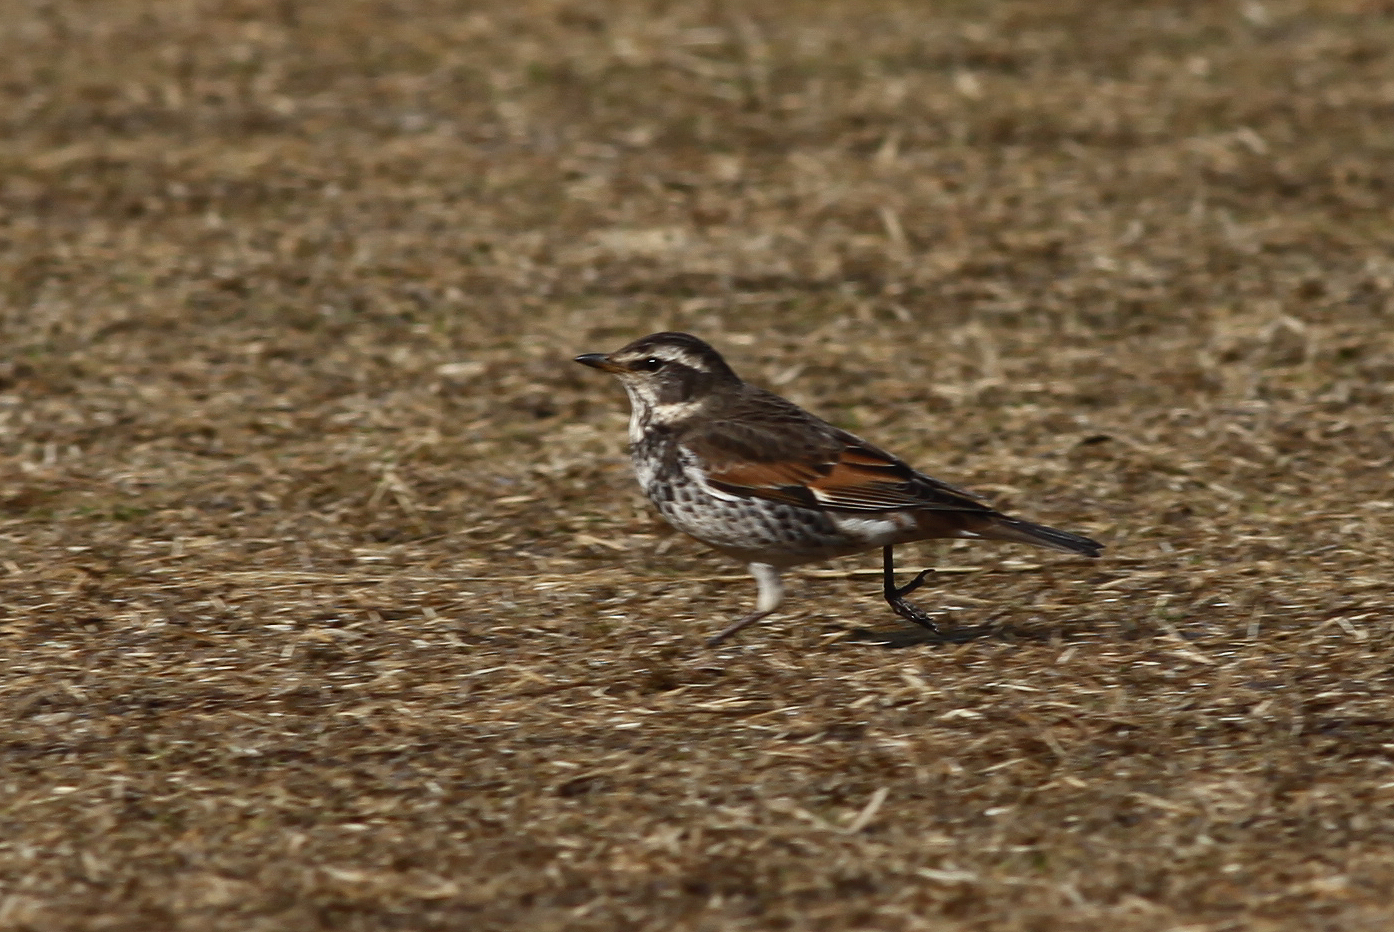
[575,332,1102,645]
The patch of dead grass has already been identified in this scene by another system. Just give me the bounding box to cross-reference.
[2,0,1394,929]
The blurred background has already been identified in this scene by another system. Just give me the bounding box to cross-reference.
[2,1,1392,929]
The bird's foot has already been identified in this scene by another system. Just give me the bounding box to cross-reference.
[885,592,947,636]
[882,546,945,636]
[890,567,933,600]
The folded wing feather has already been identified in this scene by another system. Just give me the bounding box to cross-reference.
[700,435,991,515]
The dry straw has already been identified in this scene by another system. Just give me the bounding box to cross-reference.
[1,1,1392,929]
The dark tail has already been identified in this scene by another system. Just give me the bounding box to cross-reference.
[981,516,1103,558]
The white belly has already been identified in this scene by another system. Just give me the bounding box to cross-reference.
[829,513,920,546]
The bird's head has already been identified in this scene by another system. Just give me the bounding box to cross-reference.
[575,332,740,416]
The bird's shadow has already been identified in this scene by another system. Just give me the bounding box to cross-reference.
[839,617,1057,648]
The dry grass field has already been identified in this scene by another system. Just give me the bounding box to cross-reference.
[2,0,1394,929]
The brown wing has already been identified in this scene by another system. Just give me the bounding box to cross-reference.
[682,386,992,515]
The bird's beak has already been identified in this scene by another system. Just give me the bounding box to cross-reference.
[574,353,626,373]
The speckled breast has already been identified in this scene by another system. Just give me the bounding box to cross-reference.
[631,429,858,565]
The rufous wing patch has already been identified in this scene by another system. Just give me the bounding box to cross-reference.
[706,458,824,488]
[806,454,920,510]
[705,444,915,510]
[702,440,991,514]
[704,458,827,507]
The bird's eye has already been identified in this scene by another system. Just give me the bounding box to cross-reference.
[636,357,665,372]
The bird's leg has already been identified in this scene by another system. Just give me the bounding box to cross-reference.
[706,608,774,646]
[707,563,782,646]
[882,546,944,634]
